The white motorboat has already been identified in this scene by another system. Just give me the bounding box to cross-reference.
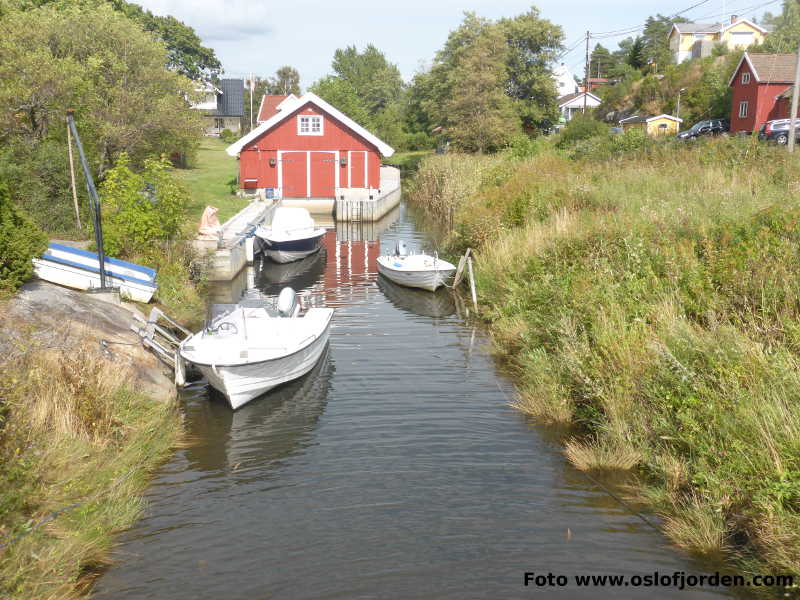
[178,288,334,410]
[376,242,456,292]
[32,243,157,302]
[255,207,326,264]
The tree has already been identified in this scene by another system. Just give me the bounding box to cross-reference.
[331,45,404,114]
[642,15,678,70]
[590,43,617,78]
[4,0,221,81]
[267,66,301,95]
[309,76,373,130]
[760,1,800,53]
[442,26,521,152]
[418,9,563,138]
[0,2,202,231]
[626,36,647,70]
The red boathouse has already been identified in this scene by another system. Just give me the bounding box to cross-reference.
[226,92,394,199]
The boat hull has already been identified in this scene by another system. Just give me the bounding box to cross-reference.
[256,232,325,264]
[377,262,455,292]
[32,257,156,302]
[194,326,331,410]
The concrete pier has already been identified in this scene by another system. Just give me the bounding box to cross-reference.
[193,199,279,281]
[335,166,401,222]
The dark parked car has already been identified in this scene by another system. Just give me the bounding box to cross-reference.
[676,119,729,140]
[758,119,800,144]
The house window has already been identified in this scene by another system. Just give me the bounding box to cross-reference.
[741,72,750,84]
[694,33,705,39]
[739,101,749,118]
[214,118,224,130]
[298,115,323,136]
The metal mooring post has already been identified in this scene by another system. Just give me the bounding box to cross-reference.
[66,109,109,290]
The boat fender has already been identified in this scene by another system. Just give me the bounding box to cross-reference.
[277,286,298,318]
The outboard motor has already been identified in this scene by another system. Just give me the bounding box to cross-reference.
[394,241,409,257]
[277,286,300,318]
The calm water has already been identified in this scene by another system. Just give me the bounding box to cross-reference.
[94,204,736,599]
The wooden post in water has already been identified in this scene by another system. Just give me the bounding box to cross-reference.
[467,256,477,311]
[66,119,82,231]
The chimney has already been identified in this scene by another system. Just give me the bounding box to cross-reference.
[731,14,737,24]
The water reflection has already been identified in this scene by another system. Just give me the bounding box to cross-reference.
[377,275,456,319]
[182,346,333,475]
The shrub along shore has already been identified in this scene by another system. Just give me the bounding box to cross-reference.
[410,133,800,581]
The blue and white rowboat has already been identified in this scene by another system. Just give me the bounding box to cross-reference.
[32,243,157,303]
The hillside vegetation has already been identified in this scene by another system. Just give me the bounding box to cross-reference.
[410,135,800,580]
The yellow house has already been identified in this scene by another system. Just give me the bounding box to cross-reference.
[669,16,769,63]
[619,114,683,137]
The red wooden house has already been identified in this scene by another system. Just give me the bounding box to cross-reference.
[226,92,394,199]
[728,52,798,133]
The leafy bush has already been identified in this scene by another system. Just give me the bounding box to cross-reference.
[98,153,189,257]
[557,116,609,147]
[404,131,435,151]
[0,182,47,293]
[219,128,237,143]
[508,134,543,160]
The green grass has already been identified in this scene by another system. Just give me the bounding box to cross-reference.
[409,136,800,582]
[0,317,181,599]
[176,137,248,224]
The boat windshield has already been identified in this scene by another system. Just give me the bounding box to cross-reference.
[271,208,315,233]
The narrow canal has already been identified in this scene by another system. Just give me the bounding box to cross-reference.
[94,203,734,599]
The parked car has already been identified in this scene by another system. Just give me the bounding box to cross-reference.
[758,119,800,144]
[676,119,729,140]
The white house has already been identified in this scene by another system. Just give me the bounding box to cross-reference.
[558,91,601,121]
[553,63,579,96]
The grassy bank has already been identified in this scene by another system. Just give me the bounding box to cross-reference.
[177,137,248,223]
[409,137,800,581]
[0,314,181,599]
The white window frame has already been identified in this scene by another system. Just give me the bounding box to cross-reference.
[739,101,749,118]
[297,114,324,136]
[741,72,750,84]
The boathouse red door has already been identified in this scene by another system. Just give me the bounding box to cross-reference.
[281,152,307,198]
[310,152,336,198]
[349,151,366,188]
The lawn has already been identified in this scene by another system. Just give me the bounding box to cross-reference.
[176,137,249,225]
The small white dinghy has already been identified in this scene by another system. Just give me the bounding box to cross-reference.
[178,288,334,410]
[377,242,456,292]
[255,207,326,264]
[32,243,157,302]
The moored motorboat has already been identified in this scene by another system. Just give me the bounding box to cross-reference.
[178,288,334,410]
[32,243,157,302]
[376,242,456,292]
[255,207,326,264]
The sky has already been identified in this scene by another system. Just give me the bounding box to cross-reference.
[134,0,782,86]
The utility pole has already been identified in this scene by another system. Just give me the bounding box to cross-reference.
[249,72,254,131]
[676,88,686,121]
[788,44,800,152]
[583,31,590,114]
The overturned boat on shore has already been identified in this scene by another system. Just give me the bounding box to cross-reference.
[32,243,157,302]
